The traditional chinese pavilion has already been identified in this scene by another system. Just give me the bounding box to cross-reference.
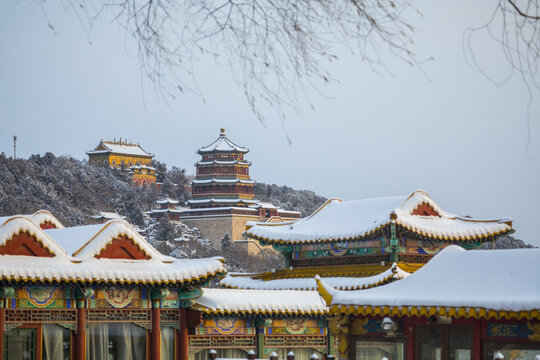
[316,245,540,360]
[0,213,226,360]
[191,267,413,360]
[200,190,515,360]
[86,139,157,187]
[191,289,328,360]
[189,128,255,209]
[245,190,512,269]
[179,129,300,250]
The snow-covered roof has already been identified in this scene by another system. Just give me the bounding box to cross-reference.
[0,255,226,286]
[91,211,125,220]
[149,209,183,215]
[44,220,170,259]
[1,217,68,257]
[198,129,249,154]
[246,190,512,244]
[130,165,156,170]
[179,207,258,213]
[87,140,154,157]
[0,217,226,285]
[220,264,409,291]
[156,198,180,205]
[188,198,258,205]
[250,202,279,210]
[192,178,255,185]
[197,159,251,166]
[0,210,64,229]
[194,288,327,315]
[317,246,540,320]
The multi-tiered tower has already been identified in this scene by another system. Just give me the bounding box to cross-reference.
[189,128,256,208]
[178,128,300,250]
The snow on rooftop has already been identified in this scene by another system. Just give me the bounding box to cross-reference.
[179,207,258,213]
[197,159,251,166]
[0,255,226,285]
[0,217,67,256]
[0,216,226,285]
[195,288,327,315]
[46,219,169,260]
[318,246,540,313]
[192,178,255,185]
[45,223,105,256]
[91,211,125,220]
[130,165,156,170]
[0,211,64,229]
[87,140,153,157]
[156,197,180,204]
[220,264,409,291]
[188,198,258,204]
[149,209,183,214]
[198,129,249,154]
[246,190,512,243]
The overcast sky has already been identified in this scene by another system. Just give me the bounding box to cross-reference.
[1,1,539,245]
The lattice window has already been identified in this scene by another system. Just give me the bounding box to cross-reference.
[86,309,150,323]
[292,254,390,267]
[5,309,76,324]
[160,309,180,323]
[264,335,327,348]
[189,335,256,349]
[398,253,433,263]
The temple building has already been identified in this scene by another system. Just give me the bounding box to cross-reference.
[0,213,226,360]
[244,190,513,270]
[196,190,518,360]
[315,246,540,360]
[179,129,301,250]
[86,139,158,187]
[189,128,255,209]
[131,164,158,188]
[149,197,184,222]
[190,289,328,360]
[1,192,534,360]
[91,211,126,223]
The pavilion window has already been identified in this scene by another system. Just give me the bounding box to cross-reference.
[160,327,175,360]
[42,324,71,360]
[354,339,405,360]
[3,327,37,360]
[417,325,472,360]
[86,323,146,360]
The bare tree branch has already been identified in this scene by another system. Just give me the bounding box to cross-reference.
[41,0,420,123]
[507,0,540,20]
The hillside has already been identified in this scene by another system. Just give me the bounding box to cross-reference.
[0,152,326,226]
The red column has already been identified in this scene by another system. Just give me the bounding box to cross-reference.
[0,299,5,359]
[75,301,86,360]
[151,300,161,360]
[472,319,482,360]
[404,318,415,360]
[178,308,189,360]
